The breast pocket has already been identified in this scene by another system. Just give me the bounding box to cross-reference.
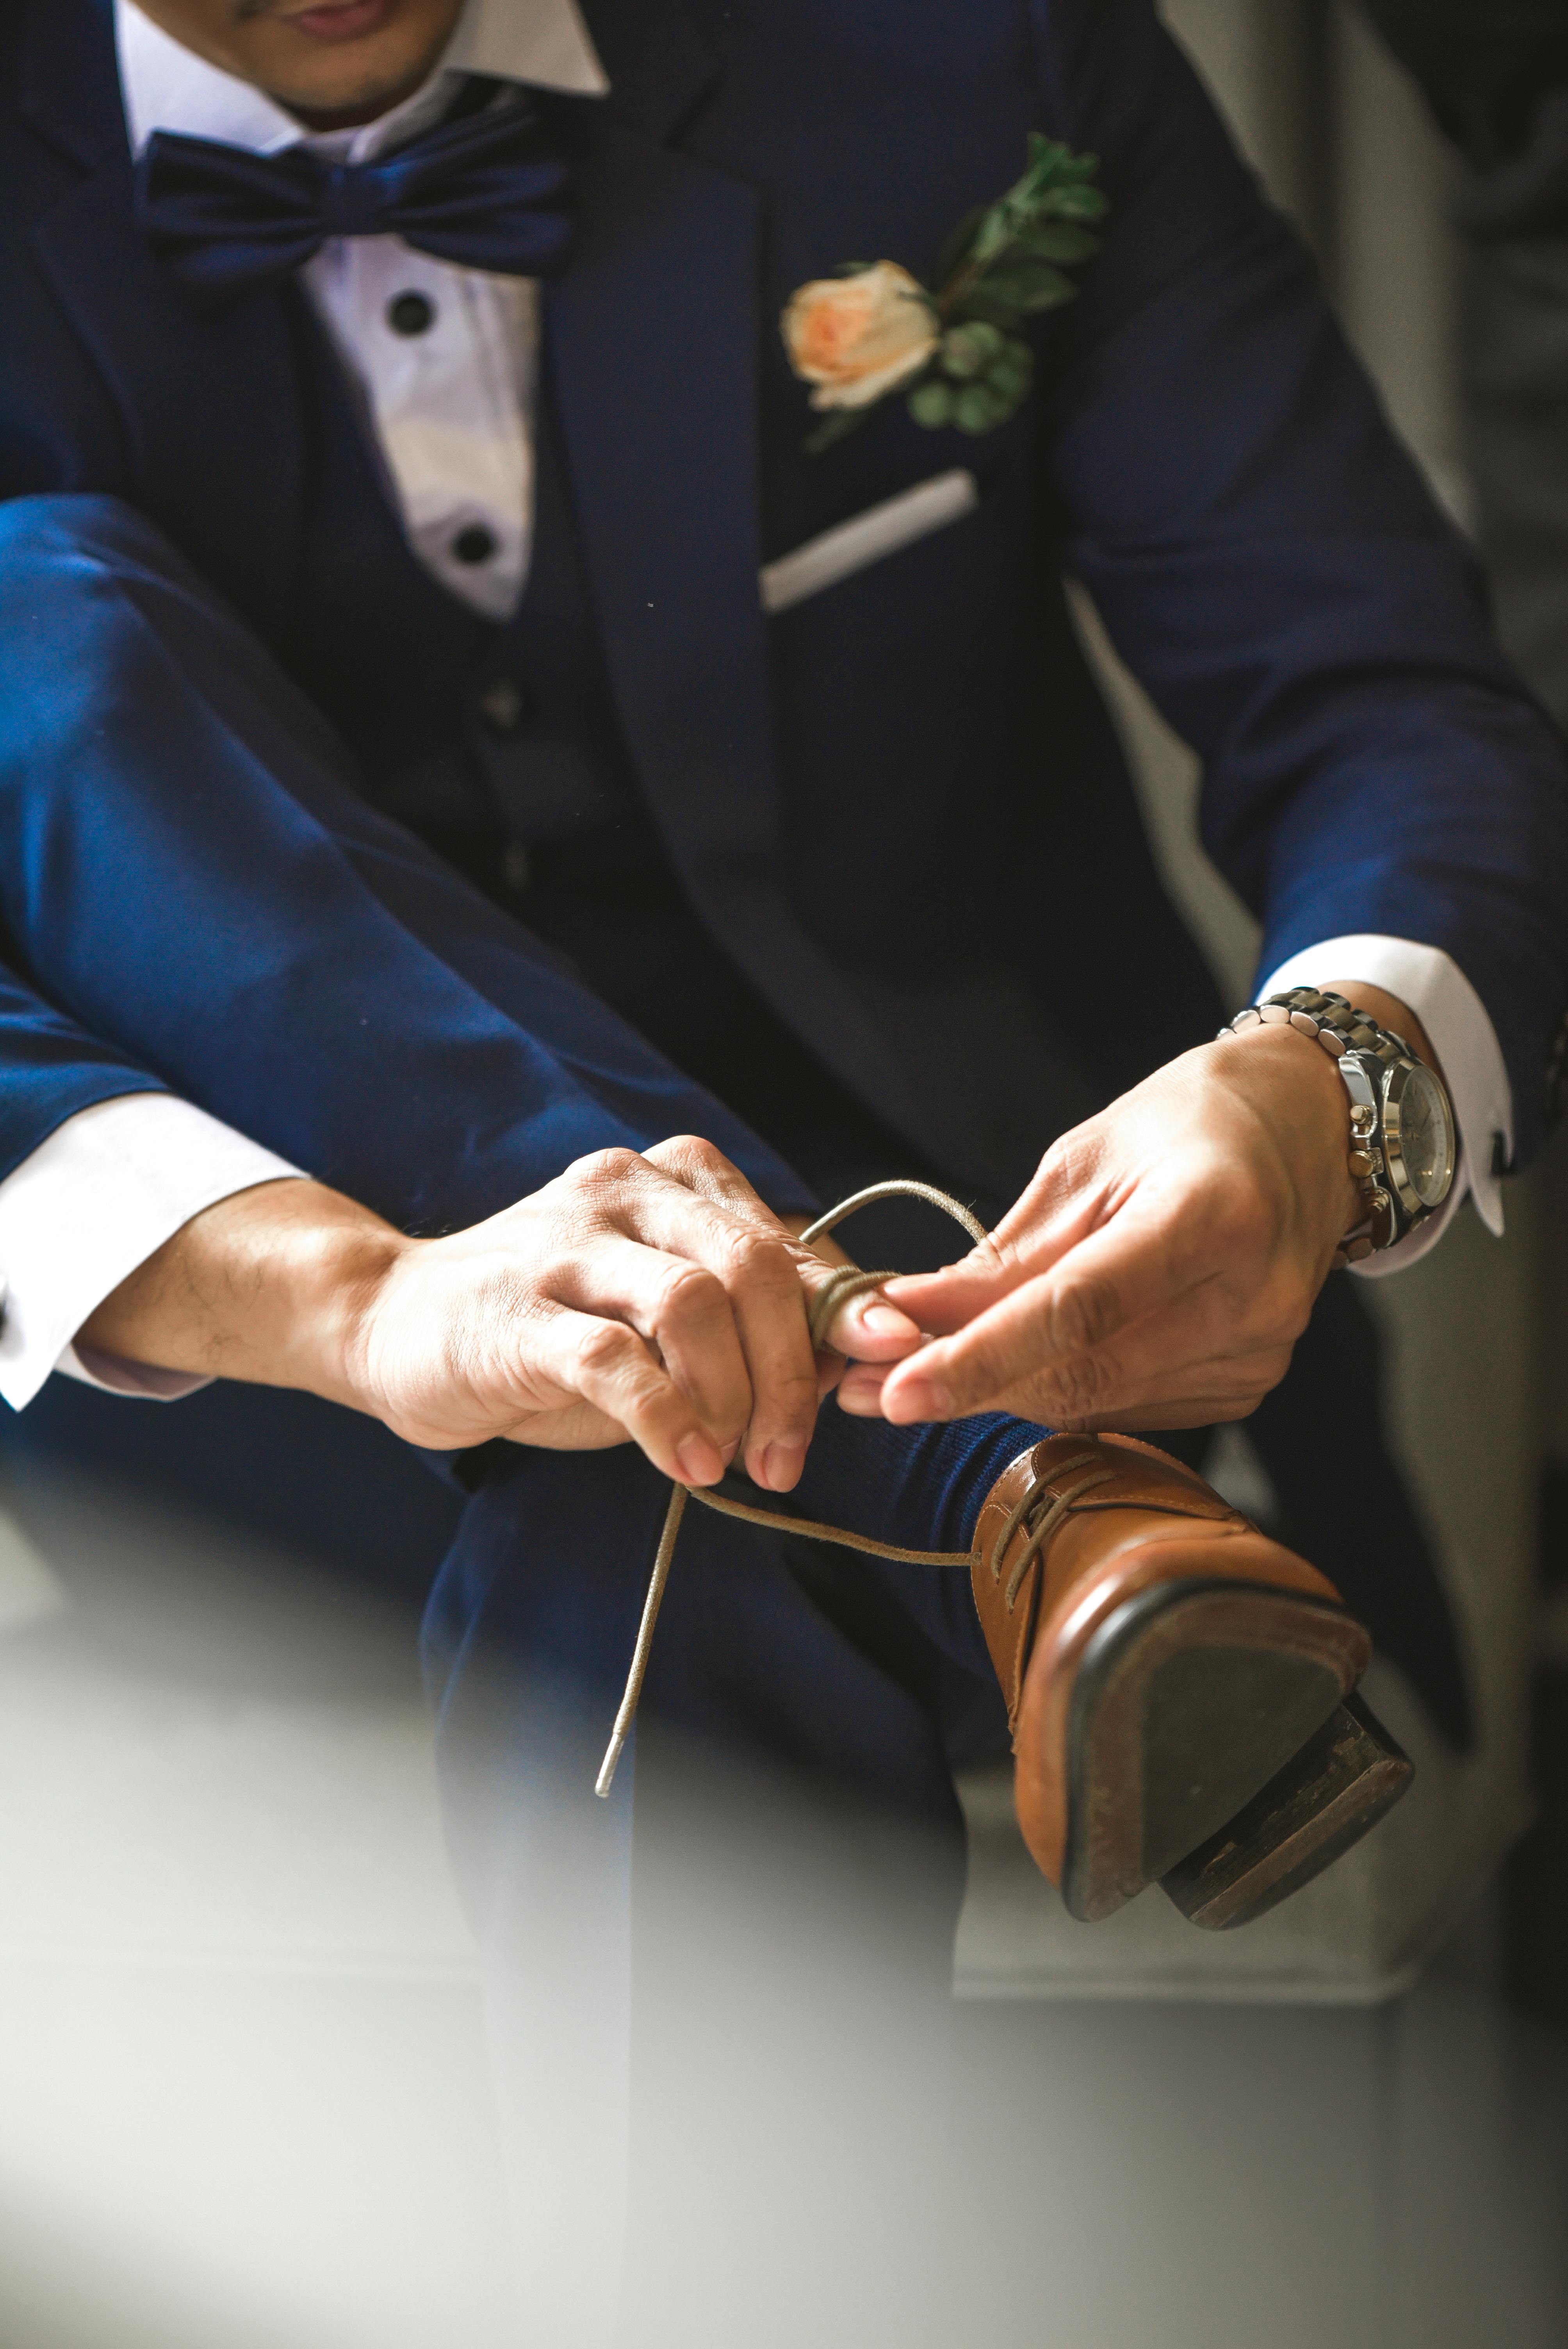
[759,469,979,615]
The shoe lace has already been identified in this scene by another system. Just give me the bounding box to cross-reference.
[986,1452,1117,1614]
[595,1179,990,1797]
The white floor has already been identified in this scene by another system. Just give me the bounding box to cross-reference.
[0,1460,1563,2349]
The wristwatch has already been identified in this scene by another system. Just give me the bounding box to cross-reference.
[1218,986,1457,1262]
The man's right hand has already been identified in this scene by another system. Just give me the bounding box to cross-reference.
[78,1135,923,1494]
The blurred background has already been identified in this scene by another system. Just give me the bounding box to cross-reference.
[2,4,1567,2343]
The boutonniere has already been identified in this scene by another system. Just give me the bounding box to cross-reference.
[782,135,1107,453]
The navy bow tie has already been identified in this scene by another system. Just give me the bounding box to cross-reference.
[135,91,576,301]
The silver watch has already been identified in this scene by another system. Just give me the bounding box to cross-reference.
[1219,986,1456,1258]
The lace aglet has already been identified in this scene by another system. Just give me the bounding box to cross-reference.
[594,1731,627,1800]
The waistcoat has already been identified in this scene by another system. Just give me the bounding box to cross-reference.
[285,296,640,850]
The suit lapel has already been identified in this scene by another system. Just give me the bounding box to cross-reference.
[20,0,305,648]
[547,107,924,1140]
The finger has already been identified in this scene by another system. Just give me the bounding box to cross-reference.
[552,1234,757,1456]
[807,1278,925,1360]
[582,1156,824,1481]
[879,1201,1221,1421]
[531,1303,731,1485]
[873,1323,1289,1428]
[963,1343,1292,1431]
[937,1275,1299,1427]
[835,1360,893,1415]
[644,1142,924,1359]
[881,1139,1110,1328]
[643,1133,788,1223]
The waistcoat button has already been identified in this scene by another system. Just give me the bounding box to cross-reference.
[387,290,435,336]
[478,678,532,734]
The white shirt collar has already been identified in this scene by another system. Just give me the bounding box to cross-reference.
[115,0,608,162]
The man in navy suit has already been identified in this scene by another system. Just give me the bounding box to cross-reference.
[1,0,1566,2324]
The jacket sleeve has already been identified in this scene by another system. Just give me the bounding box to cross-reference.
[0,493,814,1242]
[0,952,168,1183]
[1032,0,1568,1161]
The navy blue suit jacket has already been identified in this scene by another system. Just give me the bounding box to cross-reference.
[2,0,1566,1215]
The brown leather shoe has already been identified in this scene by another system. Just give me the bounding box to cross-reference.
[970,1432,1403,1924]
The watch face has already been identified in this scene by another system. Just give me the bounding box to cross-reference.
[1388,1063,1456,1209]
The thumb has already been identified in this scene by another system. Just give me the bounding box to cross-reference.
[882,1237,1033,1335]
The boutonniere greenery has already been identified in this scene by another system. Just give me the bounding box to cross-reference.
[782,135,1107,453]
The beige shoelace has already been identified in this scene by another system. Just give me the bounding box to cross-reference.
[986,1451,1117,1612]
[594,1180,987,1797]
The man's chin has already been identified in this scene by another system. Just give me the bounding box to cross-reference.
[263,48,444,124]
[245,1,451,123]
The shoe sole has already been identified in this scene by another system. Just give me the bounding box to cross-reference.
[1159,1692,1413,1930]
[1059,1579,1371,1924]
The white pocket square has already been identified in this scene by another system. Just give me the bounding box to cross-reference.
[758,468,979,616]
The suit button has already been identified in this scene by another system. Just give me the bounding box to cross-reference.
[387,290,435,335]
[478,678,532,734]
[453,523,497,566]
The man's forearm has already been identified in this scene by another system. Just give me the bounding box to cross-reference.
[77,1177,401,1406]
[73,1143,915,1491]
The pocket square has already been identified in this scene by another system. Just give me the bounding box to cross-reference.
[759,468,978,615]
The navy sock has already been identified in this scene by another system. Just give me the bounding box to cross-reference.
[788,1397,1048,1558]
[770,1399,1051,1687]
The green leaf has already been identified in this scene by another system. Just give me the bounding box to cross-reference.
[955,282,1032,329]
[983,261,1077,307]
[1045,184,1108,222]
[986,352,1033,405]
[1027,135,1099,183]
[1014,222,1101,264]
[953,382,1007,434]
[987,335,1034,387]
[939,321,1006,379]
[907,378,956,430]
[957,270,1078,329]
[968,206,1016,267]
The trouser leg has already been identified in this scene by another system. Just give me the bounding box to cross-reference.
[435,1443,988,2349]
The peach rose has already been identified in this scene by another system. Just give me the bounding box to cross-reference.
[782,262,938,411]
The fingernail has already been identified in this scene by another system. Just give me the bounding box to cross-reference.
[759,1440,805,1492]
[834,1384,878,1416]
[885,1377,946,1422]
[676,1435,723,1486]
[858,1303,917,1337]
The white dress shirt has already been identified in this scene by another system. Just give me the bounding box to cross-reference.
[118,0,606,620]
[0,0,1515,1410]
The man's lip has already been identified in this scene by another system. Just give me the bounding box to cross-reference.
[273,0,395,39]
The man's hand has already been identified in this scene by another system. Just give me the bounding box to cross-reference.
[839,984,1432,1435]
[79,1135,922,1492]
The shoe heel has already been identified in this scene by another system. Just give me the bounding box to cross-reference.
[1159,1693,1413,1931]
[1057,1579,1370,1923]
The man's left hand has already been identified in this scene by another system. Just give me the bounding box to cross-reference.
[838,982,1431,1434]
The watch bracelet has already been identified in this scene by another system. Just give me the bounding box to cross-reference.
[1215,986,1406,1265]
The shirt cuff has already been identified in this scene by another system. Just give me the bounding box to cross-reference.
[1258,935,1512,1280]
[0,1094,305,1411]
